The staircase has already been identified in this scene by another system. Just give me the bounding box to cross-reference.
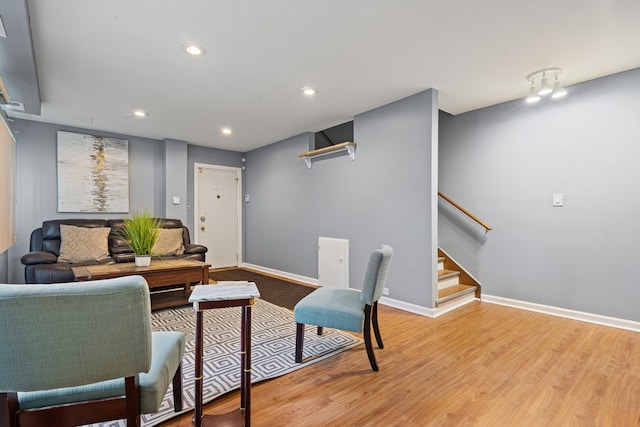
[437,248,479,309]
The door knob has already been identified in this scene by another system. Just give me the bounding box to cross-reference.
[200,225,206,231]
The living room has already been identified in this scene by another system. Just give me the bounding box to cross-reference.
[0,0,640,321]
[2,1,640,424]
[1,0,640,324]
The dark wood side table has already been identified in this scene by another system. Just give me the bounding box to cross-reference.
[191,288,257,427]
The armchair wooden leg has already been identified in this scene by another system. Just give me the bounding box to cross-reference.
[172,363,183,412]
[0,392,19,427]
[295,323,305,363]
[317,326,324,335]
[363,304,379,372]
[124,376,141,427]
[372,301,384,349]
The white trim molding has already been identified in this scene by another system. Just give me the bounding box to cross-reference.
[482,294,640,332]
[243,262,437,317]
[379,295,480,318]
[379,296,434,317]
[432,294,477,318]
[224,264,640,329]
[241,263,320,287]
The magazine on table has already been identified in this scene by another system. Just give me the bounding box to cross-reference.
[189,281,260,302]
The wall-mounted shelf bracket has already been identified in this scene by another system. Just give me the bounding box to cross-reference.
[298,141,357,168]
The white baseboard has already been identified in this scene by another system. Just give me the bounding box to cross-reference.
[241,265,640,330]
[380,294,478,318]
[241,263,435,316]
[433,294,478,317]
[379,296,434,317]
[241,263,320,287]
[482,294,640,332]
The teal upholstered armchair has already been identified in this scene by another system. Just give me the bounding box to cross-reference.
[294,244,393,371]
[0,276,185,426]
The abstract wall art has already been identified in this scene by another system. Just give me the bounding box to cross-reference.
[57,131,129,212]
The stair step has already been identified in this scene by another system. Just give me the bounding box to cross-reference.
[436,248,481,311]
[438,269,460,289]
[437,284,476,305]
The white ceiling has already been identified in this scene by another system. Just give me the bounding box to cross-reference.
[6,0,640,152]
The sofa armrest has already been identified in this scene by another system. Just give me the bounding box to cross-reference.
[184,244,207,255]
[20,251,58,266]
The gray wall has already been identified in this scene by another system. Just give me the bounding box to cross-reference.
[3,119,242,283]
[163,138,188,223]
[439,67,640,321]
[245,89,438,307]
[7,119,163,282]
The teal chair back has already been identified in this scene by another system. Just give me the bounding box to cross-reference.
[0,277,152,392]
[360,244,393,305]
[0,276,185,426]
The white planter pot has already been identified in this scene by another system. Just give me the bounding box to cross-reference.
[135,255,151,267]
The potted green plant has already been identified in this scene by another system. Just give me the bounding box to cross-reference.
[120,210,162,267]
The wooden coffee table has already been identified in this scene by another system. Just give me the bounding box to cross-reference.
[73,259,211,310]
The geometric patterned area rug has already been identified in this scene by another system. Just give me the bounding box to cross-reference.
[91,298,362,427]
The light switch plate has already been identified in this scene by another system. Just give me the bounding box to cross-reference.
[553,193,563,207]
[172,196,180,205]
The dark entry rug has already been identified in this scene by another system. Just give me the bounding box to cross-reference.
[209,268,316,310]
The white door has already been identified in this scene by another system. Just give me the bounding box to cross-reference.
[194,164,241,268]
[318,237,349,288]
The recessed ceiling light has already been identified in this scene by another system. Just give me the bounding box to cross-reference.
[133,110,148,118]
[302,87,317,96]
[185,45,206,56]
[221,127,232,135]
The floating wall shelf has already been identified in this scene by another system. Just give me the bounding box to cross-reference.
[298,141,357,168]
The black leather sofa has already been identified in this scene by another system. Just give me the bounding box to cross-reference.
[21,218,207,284]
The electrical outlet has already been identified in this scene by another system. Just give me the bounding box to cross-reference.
[383,287,389,296]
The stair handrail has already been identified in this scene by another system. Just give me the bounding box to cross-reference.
[438,191,492,232]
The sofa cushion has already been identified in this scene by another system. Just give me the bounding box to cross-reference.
[58,225,111,263]
[152,228,185,256]
[41,219,109,255]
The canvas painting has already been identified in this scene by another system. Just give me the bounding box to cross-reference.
[57,131,129,212]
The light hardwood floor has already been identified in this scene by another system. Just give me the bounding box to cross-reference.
[164,300,640,426]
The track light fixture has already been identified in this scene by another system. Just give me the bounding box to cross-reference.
[551,75,567,99]
[526,80,541,103]
[526,67,566,102]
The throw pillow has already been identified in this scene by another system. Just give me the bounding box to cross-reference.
[152,228,185,256]
[58,225,111,263]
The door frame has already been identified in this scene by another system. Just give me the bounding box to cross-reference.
[193,163,243,267]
